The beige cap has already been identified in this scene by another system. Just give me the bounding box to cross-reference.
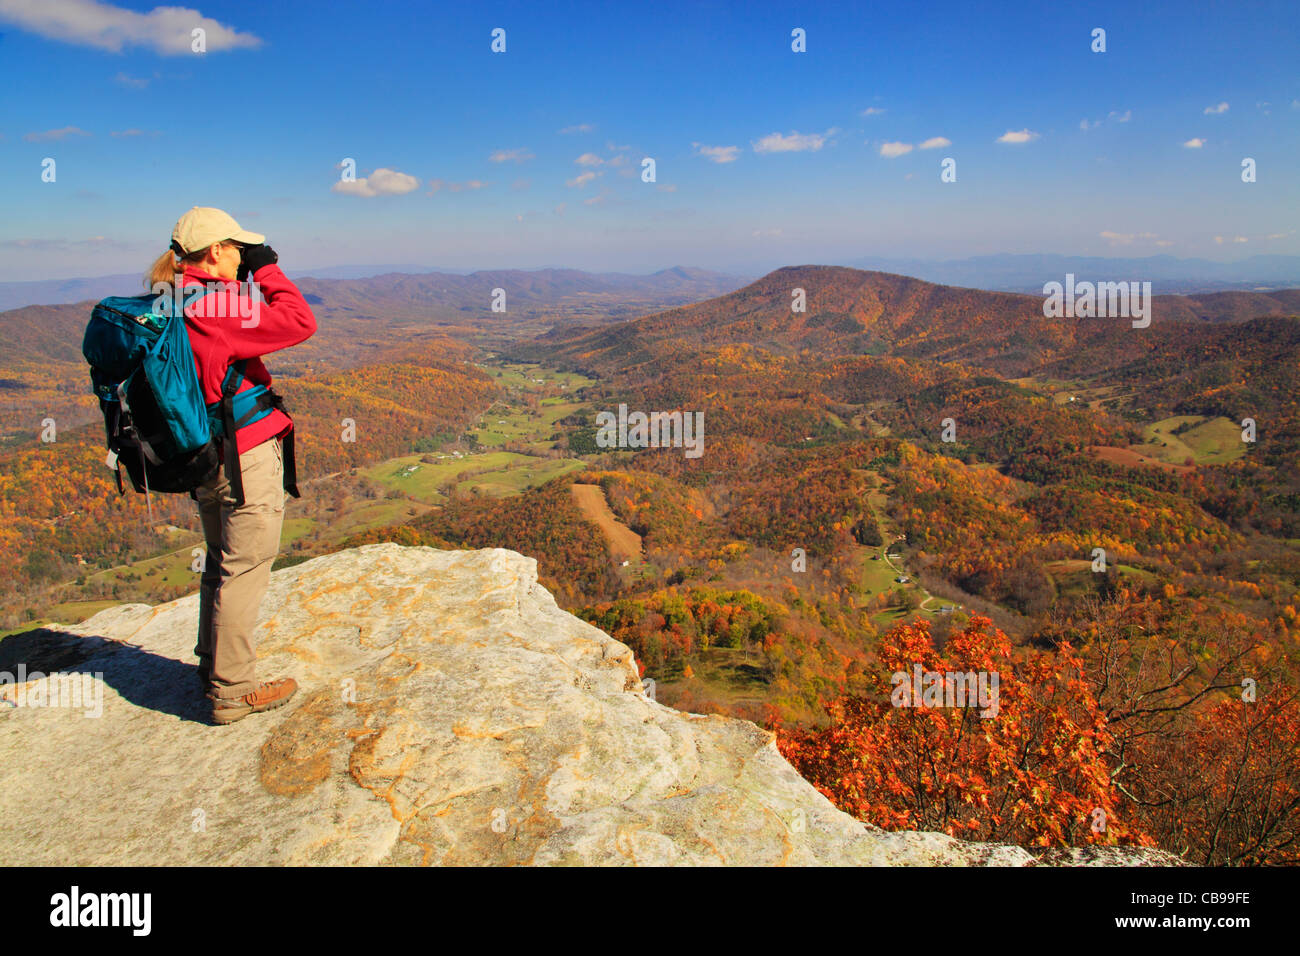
[170,206,265,256]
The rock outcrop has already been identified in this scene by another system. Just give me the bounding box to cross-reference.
[0,544,1178,866]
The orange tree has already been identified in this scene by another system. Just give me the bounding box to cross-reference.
[772,615,1153,848]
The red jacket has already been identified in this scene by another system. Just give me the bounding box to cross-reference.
[180,263,316,456]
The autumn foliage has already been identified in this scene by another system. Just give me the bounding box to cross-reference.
[774,615,1153,848]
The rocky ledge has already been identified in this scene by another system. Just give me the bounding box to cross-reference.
[0,544,1179,866]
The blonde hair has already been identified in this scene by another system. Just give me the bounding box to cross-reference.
[144,244,213,292]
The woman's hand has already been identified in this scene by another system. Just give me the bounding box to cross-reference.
[242,243,279,277]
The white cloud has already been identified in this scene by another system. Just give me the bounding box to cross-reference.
[1080,118,1101,131]
[23,126,91,142]
[1183,138,1205,148]
[488,148,533,163]
[1108,110,1131,122]
[918,136,950,149]
[1154,240,1175,247]
[558,123,595,134]
[752,129,836,153]
[1213,235,1248,244]
[996,128,1039,144]
[0,0,262,54]
[878,141,913,158]
[1100,230,1158,246]
[860,106,886,116]
[692,142,740,163]
[566,170,600,187]
[1203,101,1229,115]
[331,167,420,197]
[575,152,604,167]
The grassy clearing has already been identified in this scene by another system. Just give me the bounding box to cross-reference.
[472,401,587,450]
[1010,376,1132,410]
[655,646,770,712]
[0,598,120,635]
[457,457,586,497]
[363,450,584,503]
[477,362,597,393]
[1136,415,1244,466]
[1047,560,1158,600]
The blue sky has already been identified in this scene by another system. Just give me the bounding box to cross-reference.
[0,0,1297,281]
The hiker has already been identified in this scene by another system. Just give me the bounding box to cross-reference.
[145,206,317,725]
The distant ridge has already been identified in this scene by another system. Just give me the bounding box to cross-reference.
[6,253,1297,310]
[521,264,1300,377]
[0,265,753,312]
[834,253,1300,295]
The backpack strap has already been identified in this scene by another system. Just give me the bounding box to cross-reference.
[267,391,300,499]
[215,361,300,505]
[103,401,127,496]
[220,360,248,507]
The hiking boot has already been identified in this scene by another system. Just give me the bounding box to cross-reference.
[209,677,298,725]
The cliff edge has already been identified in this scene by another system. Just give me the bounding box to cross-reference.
[0,544,1177,866]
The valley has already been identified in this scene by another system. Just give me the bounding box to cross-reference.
[2,265,1298,863]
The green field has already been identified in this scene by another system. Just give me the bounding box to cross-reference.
[1047,560,1158,601]
[1010,376,1133,411]
[477,362,596,393]
[1135,415,1245,466]
[471,400,589,451]
[654,645,770,714]
[362,450,585,503]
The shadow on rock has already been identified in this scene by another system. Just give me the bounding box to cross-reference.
[0,625,211,724]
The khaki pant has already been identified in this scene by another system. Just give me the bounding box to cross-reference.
[194,437,287,699]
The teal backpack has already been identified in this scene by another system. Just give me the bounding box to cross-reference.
[82,290,298,511]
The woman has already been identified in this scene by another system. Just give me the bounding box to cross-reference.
[146,206,317,725]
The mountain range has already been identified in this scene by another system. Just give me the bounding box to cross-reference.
[5,264,1298,443]
[5,254,1299,312]
[524,265,1300,380]
[833,254,1300,294]
[0,265,751,313]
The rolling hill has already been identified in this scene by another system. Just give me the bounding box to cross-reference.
[522,265,1300,381]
